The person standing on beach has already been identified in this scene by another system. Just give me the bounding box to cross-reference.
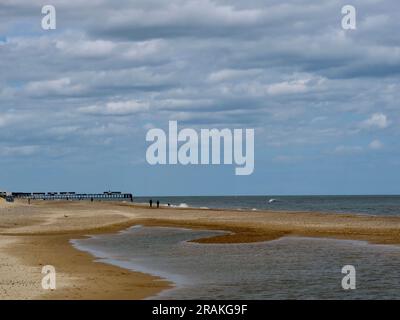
[149,199,153,207]
[157,200,160,208]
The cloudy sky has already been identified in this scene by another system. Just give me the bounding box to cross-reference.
[0,0,399,195]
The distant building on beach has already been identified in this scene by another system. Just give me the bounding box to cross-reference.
[104,191,122,195]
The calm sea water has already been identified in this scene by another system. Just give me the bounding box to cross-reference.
[134,195,400,216]
[72,226,400,300]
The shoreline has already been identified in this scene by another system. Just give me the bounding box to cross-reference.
[1,233,172,300]
[2,199,400,299]
[0,201,173,300]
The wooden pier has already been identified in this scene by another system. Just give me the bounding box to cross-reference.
[10,191,133,202]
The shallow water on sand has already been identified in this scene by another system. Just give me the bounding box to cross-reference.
[72,226,400,299]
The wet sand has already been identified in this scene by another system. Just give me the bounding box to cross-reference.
[1,199,400,299]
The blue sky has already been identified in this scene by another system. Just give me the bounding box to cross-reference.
[0,0,400,196]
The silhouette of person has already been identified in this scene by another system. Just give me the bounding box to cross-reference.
[149,199,153,207]
[157,200,160,208]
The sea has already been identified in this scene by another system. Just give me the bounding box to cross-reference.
[134,195,400,216]
[72,195,400,299]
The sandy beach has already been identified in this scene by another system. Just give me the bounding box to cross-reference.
[1,198,400,299]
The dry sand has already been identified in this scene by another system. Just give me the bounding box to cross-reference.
[1,199,400,299]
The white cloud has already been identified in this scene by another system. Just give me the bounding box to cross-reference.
[369,139,384,150]
[78,100,149,116]
[122,40,167,60]
[334,139,384,155]
[266,76,324,96]
[47,126,80,135]
[267,80,309,95]
[0,145,39,157]
[25,78,85,97]
[208,69,262,83]
[104,0,264,29]
[361,113,389,129]
[333,145,363,155]
[0,113,27,128]
[81,123,131,136]
[56,39,116,58]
